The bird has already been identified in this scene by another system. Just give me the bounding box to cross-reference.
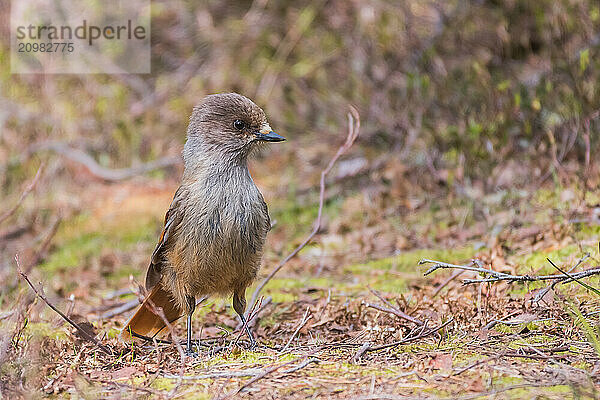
[120,93,285,355]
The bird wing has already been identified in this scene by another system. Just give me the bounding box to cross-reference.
[144,186,186,290]
[260,196,272,232]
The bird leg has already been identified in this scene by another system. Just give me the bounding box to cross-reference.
[233,290,256,349]
[185,295,197,357]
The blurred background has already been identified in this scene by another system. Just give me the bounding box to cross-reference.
[0,0,599,394]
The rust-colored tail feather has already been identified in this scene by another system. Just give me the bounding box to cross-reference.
[120,285,182,341]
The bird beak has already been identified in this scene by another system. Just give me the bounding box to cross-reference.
[256,128,285,142]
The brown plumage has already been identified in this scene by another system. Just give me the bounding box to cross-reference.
[120,93,285,353]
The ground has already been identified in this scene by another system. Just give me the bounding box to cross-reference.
[2,167,599,399]
[1,2,599,396]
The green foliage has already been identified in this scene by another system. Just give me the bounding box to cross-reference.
[39,212,158,275]
[2,0,599,194]
[568,302,600,356]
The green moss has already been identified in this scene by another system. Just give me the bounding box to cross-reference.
[24,322,69,341]
[573,222,600,239]
[255,246,476,302]
[347,246,475,274]
[130,377,211,398]
[39,213,159,274]
[194,352,294,370]
[585,191,600,207]
[105,327,122,339]
[344,246,475,293]
[492,376,574,397]
[251,276,334,303]
[516,243,598,276]
[271,195,342,243]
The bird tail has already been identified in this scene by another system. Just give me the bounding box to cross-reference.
[120,284,183,341]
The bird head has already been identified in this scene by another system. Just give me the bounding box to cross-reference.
[184,93,284,166]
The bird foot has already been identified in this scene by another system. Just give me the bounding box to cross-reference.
[244,339,258,351]
[185,348,198,358]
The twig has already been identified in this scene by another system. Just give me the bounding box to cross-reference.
[221,355,315,399]
[97,299,140,320]
[452,353,504,376]
[363,302,422,327]
[280,306,312,353]
[163,369,264,380]
[245,296,272,329]
[352,342,372,363]
[104,288,133,300]
[142,295,186,398]
[546,257,600,296]
[231,296,263,349]
[248,106,360,311]
[482,310,523,330]
[0,223,32,242]
[432,269,464,297]
[177,357,317,397]
[29,141,180,182]
[0,163,44,224]
[533,253,590,303]
[282,357,319,373]
[366,318,454,352]
[500,352,570,360]
[24,215,62,273]
[367,287,423,326]
[583,109,598,183]
[420,258,600,285]
[16,255,111,355]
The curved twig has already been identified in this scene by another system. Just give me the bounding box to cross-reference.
[0,163,44,224]
[248,106,360,311]
[420,257,600,285]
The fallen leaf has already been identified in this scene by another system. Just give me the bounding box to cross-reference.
[429,353,452,370]
[111,366,137,381]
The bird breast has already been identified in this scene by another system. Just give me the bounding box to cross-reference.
[176,167,269,274]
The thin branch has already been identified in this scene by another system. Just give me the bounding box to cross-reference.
[16,255,111,355]
[366,318,454,352]
[282,357,319,373]
[432,269,464,297]
[221,355,315,399]
[163,369,264,380]
[420,258,600,285]
[351,342,372,363]
[547,257,600,296]
[245,296,272,329]
[141,295,186,398]
[0,163,44,224]
[483,310,523,330]
[280,306,312,353]
[533,253,590,303]
[367,287,423,326]
[452,353,504,376]
[97,299,140,320]
[29,141,180,182]
[582,109,598,183]
[169,358,318,382]
[23,215,62,273]
[248,106,360,311]
[231,296,263,349]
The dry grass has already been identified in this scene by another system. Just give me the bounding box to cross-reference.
[1,1,600,398]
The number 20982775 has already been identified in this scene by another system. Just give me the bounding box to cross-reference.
[17,42,74,52]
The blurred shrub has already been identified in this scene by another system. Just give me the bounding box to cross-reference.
[0,0,598,190]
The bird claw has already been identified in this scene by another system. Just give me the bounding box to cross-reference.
[245,338,258,351]
[185,348,198,358]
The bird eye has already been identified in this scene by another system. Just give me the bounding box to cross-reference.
[233,120,245,131]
